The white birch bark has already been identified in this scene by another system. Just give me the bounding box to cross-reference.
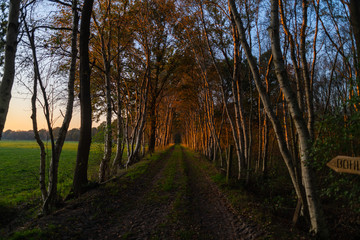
[268,0,328,237]
[228,0,303,207]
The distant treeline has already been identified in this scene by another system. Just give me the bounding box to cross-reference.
[2,128,99,141]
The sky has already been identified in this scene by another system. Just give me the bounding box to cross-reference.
[3,82,106,131]
[4,90,82,131]
[1,2,81,132]
[2,1,107,132]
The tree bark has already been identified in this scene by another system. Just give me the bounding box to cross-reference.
[127,79,149,166]
[0,0,20,139]
[29,37,47,202]
[95,2,113,182]
[148,96,157,153]
[200,3,245,180]
[300,0,315,138]
[268,0,328,237]
[112,75,124,171]
[99,58,112,182]
[45,0,79,213]
[45,0,78,212]
[24,18,56,214]
[73,0,94,196]
[350,0,360,102]
[126,51,150,167]
[279,0,304,112]
[228,0,304,216]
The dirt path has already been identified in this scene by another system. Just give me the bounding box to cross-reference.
[181,148,262,240]
[8,145,263,239]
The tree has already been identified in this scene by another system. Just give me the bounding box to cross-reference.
[111,1,133,171]
[146,0,177,153]
[23,0,79,214]
[0,0,20,139]
[227,0,329,236]
[0,0,8,67]
[93,0,115,183]
[349,0,360,109]
[73,0,94,196]
[268,1,327,237]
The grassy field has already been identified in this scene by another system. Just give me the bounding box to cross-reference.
[0,141,102,205]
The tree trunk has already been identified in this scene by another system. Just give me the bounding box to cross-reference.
[300,0,314,138]
[22,18,48,203]
[30,47,47,202]
[0,0,20,139]
[262,115,269,176]
[142,133,146,157]
[99,68,112,182]
[201,3,245,180]
[45,0,78,213]
[163,104,171,147]
[148,96,157,153]
[24,18,53,214]
[268,0,328,237]
[73,0,94,196]
[350,0,360,106]
[257,96,262,172]
[226,145,233,184]
[126,56,150,167]
[112,77,124,171]
[25,0,78,213]
[96,4,113,183]
[279,0,304,112]
[228,0,304,216]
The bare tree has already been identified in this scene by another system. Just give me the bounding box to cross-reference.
[24,0,79,214]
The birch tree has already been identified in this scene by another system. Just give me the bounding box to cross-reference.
[267,1,327,236]
[92,0,114,183]
[227,0,327,236]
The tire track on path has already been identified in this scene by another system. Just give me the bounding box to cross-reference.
[181,146,263,240]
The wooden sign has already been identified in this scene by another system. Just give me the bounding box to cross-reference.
[326,156,360,175]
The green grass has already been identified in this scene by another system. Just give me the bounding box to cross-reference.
[124,148,167,180]
[124,161,150,180]
[172,147,188,214]
[0,140,101,205]
[160,146,181,191]
[5,224,60,240]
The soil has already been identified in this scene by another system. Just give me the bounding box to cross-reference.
[3,145,265,240]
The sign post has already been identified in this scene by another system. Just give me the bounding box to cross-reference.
[326,156,360,175]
